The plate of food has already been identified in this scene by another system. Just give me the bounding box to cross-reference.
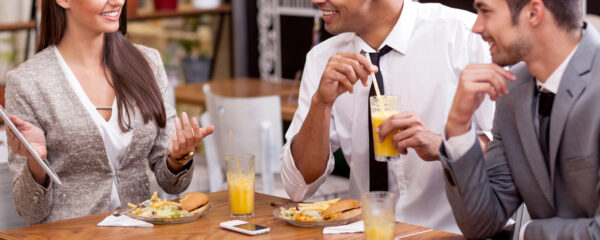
[125,192,212,224]
[273,198,362,227]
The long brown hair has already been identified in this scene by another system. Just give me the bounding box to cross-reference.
[37,0,166,131]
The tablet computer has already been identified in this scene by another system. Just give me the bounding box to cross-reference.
[0,106,62,186]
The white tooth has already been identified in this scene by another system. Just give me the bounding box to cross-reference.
[323,10,336,16]
[102,11,118,17]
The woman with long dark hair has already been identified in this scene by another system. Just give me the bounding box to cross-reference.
[5,0,214,224]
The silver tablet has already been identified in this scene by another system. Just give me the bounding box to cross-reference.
[0,106,62,186]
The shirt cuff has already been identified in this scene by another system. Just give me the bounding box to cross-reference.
[157,157,193,192]
[280,137,335,202]
[519,220,531,240]
[443,125,477,161]
[24,158,51,191]
[477,130,492,142]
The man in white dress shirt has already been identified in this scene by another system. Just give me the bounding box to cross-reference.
[280,0,494,233]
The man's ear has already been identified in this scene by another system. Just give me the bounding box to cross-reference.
[524,0,545,27]
[55,0,70,9]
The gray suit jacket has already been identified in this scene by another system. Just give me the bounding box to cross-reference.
[440,23,600,239]
[5,45,193,225]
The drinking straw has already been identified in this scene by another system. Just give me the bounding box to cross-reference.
[366,54,382,97]
[366,53,387,117]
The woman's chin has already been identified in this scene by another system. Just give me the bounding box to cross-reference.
[98,24,120,33]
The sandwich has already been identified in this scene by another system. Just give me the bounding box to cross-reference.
[129,192,209,218]
[179,192,209,213]
[322,199,361,221]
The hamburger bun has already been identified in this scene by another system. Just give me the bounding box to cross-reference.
[336,208,362,220]
[323,199,361,220]
[180,192,208,211]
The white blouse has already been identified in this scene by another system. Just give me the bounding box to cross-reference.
[54,46,133,210]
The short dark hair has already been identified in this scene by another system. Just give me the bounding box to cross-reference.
[505,0,584,31]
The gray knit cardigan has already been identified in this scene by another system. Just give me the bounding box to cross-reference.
[5,45,193,225]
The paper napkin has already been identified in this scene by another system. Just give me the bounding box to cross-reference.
[323,220,364,234]
[97,215,153,228]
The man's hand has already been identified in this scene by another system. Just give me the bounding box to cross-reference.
[446,64,516,138]
[314,52,378,105]
[292,52,377,184]
[377,111,442,161]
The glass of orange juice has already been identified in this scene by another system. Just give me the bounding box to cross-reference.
[225,154,255,218]
[370,95,404,161]
[362,191,397,240]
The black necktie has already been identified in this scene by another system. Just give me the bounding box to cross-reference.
[537,89,554,168]
[368,45,393,191]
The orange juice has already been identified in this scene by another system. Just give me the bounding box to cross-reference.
[362,191,396,240]
[364,219,395,240]
[371,110,400,158]
[227,173,254,217]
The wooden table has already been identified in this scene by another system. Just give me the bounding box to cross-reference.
[175,78,300,121]
[0,191,462,240]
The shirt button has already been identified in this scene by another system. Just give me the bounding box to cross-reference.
[32,196,39,203]
[181,177,188,183]
[59,193,67,201]
[145,182,150,187]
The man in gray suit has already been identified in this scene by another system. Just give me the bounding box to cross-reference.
[431,0,600,238]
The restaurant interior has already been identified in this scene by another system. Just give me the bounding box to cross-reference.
[0,0,599,239]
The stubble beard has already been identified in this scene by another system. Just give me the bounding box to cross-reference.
[492,34,532,67]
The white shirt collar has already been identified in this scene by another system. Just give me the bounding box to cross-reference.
[536,44,579,94]
[353,0,417,54]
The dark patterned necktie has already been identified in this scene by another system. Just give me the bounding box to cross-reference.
[537,89,554,171]
[367,45,393,191]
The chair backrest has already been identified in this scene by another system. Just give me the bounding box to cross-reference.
[202,84,283,194]
[200,112,225,192]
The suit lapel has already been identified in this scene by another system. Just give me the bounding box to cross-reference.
[549,69,588,184]
[549,24,598,184]
[514,75,555,209]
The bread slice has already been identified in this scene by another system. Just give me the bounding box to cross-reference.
[180,192,208,211]
[323,199,360,218]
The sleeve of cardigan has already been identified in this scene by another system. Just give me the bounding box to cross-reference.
[5,70,53,225]
[143,47,194,194]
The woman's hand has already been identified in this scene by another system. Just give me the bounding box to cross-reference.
[6,115,49,185]
[167,112,214,171]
